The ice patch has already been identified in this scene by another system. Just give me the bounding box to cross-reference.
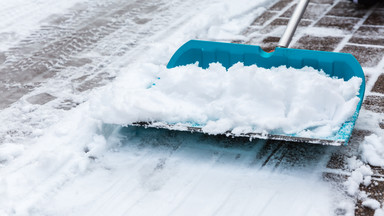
[91,62,361,139]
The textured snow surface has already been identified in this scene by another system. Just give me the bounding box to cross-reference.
[92,62,361,139]
[0,0,86,51]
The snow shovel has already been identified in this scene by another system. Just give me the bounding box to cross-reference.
[136,0,365,145]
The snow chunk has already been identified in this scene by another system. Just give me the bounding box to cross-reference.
[363,199,381,210]
[360,134,384,167]
[92,62,362,139]
[344,164,373,196]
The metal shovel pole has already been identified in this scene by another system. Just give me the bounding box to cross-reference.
[278,0,310,48]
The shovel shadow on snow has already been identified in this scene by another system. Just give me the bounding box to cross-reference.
[92,124,365,216]
[110,125,342,174]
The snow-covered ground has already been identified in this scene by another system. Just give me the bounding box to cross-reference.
[0,0,384,215]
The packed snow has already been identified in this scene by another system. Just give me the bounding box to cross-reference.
[92,62,362,139]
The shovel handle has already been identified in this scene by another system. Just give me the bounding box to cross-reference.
[278,0,310,48]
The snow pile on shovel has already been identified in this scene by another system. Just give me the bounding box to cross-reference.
[91,62,362,139]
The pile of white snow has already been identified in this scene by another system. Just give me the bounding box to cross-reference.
[360,133,384,167]
[91,62,362,138]
[344,158,373,196]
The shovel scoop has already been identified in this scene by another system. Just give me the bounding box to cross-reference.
[135,0,365,145]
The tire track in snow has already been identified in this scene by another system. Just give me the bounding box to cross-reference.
[0,0,185,109]
[0,0,198,145]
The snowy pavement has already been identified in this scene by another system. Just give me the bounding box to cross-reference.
[0,0,383,215]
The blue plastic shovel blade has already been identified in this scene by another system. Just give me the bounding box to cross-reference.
[159,40,365,145]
